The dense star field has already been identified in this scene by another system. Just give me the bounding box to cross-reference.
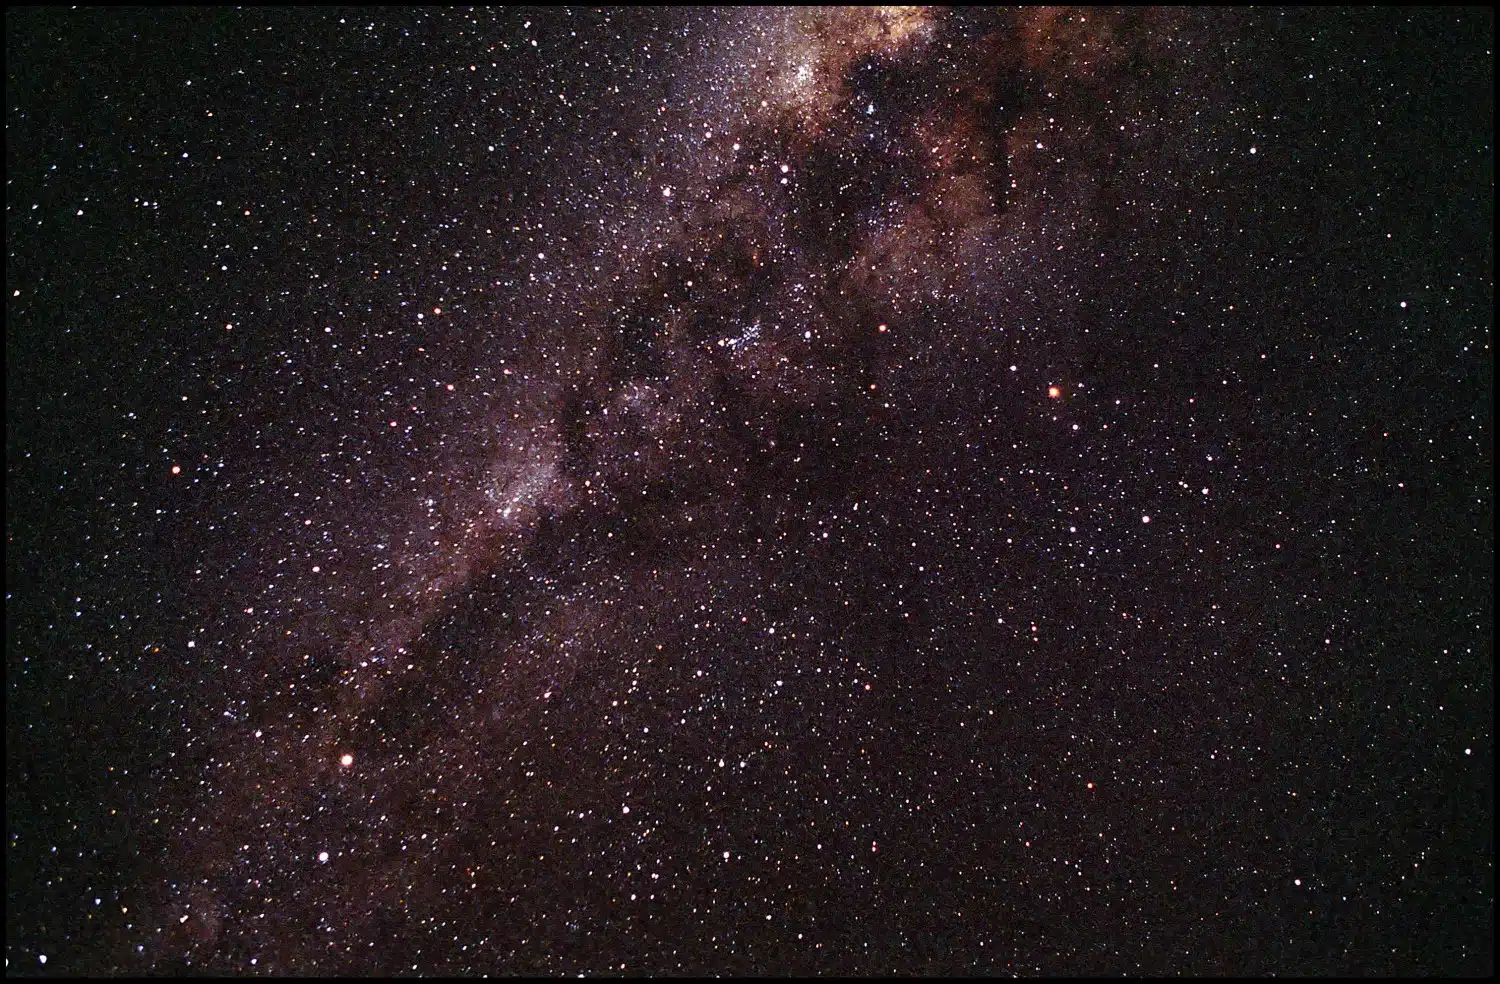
[5,6,1492,976]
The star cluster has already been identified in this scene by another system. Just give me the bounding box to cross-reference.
[5,6,1492,976]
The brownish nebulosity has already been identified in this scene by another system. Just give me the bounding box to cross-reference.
[146,8,1211,970]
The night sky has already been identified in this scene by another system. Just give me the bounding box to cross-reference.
[5,6,1493,976]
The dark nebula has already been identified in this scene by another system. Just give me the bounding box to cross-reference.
[6,6,1492,976]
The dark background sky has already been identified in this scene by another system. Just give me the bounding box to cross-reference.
[6,6,1492,976]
